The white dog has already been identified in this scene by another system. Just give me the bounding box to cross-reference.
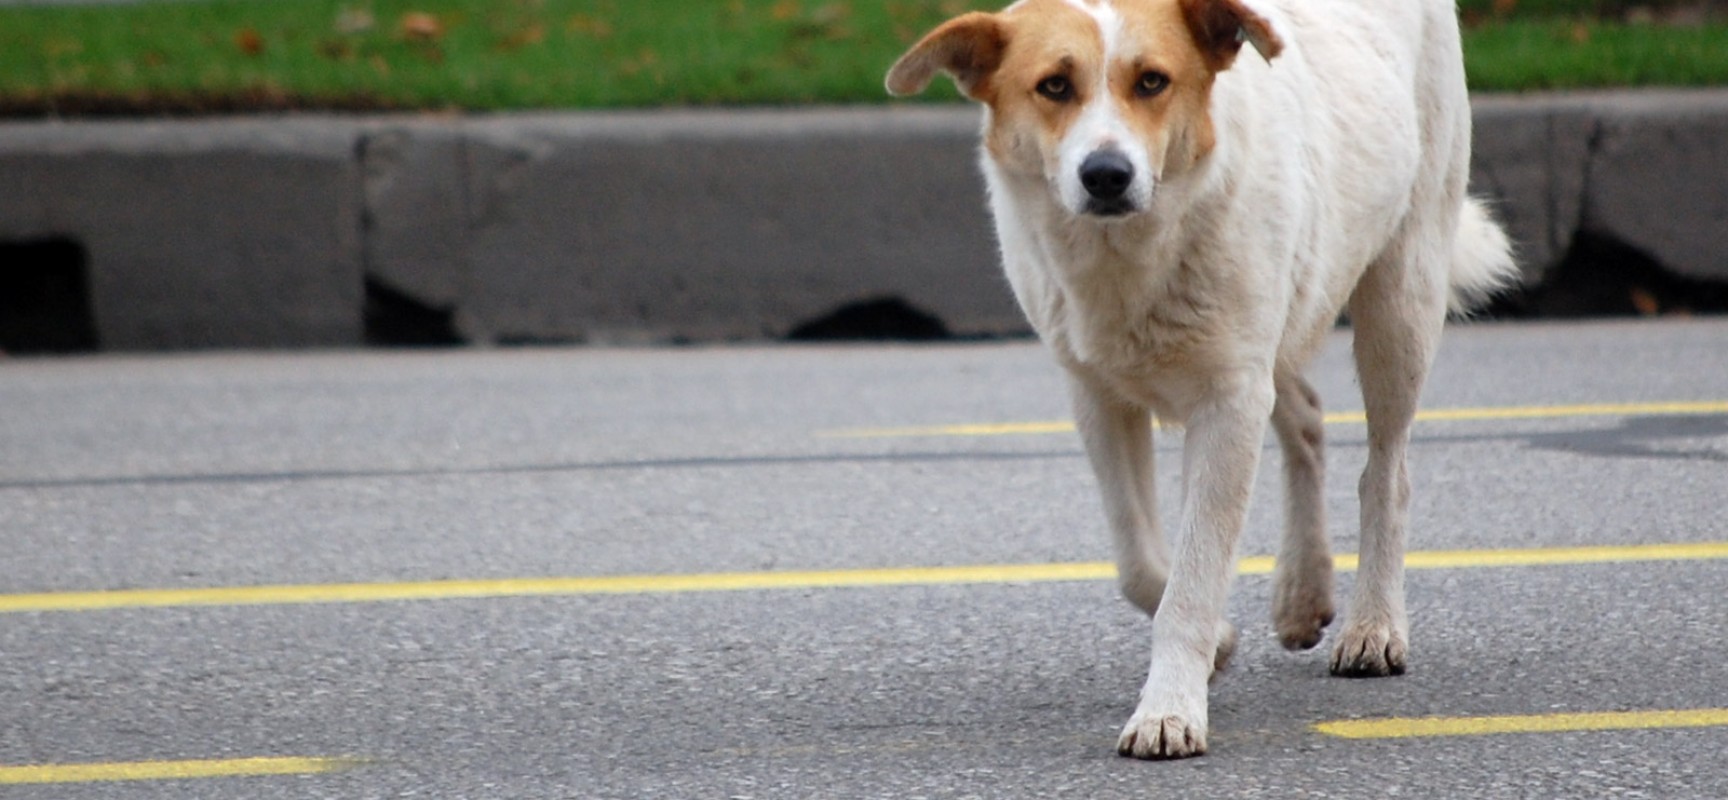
[887,0,1515,759]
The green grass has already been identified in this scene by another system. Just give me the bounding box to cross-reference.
[0,0,1724,115]
[0,0,993,112]
[1465,19,1728,90]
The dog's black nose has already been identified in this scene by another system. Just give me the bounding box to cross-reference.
[1079,150,1134,200]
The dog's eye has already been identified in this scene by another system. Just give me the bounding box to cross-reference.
[1134,71,1170,98]
[1036,75,1074,101]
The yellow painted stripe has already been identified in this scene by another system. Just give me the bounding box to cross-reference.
[0,563,1117,614]
[1396,541,1728,570]
[821,399,1728,438]
[1412,400,1728,423]
[0,756,363,785]
[2,542,1724,615]
[1248,541,1728,574]
[1315,708,1728,739]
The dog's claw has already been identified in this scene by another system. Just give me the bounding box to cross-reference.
[1117,713,1207,760]
[1329,623,1407,677]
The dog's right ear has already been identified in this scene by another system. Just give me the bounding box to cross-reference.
[1180,0,1284,71]
[885,12,1008,101]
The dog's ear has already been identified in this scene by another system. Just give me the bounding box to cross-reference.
[885,12,1009,100]
[1180,0,1284,70]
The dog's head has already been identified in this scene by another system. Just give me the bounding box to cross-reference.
[887,0,1283,220]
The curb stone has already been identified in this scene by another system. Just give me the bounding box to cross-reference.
[2,90,1725,351]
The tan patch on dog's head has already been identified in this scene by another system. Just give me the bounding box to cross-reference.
[888,1,1114,162]
[888,0,1284,217]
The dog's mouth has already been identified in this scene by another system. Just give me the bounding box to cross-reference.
[1082,197,1139,218]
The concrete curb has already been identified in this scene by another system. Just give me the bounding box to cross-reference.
[1,118,364,350]
[3,90,1726,351]
[1469,90,1728,288]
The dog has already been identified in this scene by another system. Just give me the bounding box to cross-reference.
[887,0,1516,759]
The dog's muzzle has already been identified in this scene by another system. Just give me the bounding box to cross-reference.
[1078,150,1136,217]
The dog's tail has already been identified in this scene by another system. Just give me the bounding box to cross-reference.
[1446,197,1519,315]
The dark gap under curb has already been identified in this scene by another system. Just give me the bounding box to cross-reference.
[0,237,98,355]
[1485,230,1728,319]
[362,276,465,347]
[786,296,951,342]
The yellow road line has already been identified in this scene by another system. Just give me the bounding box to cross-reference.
[821,399,1728,438]
[0,563,1114,614]
[1395,541,1728,570]
[0,756,364,785]
[3,542,1724,615]
[1403,400,1728,423]
[1314,708,1728,740]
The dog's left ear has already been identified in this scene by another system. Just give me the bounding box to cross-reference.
[1181,0,1284,70]
[885,12,1008,100]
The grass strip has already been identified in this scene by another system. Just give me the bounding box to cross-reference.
[0,0,1724,115]
[0,0,985,113]
[1466,18,1728,90]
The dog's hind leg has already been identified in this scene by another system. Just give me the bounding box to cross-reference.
[1270,372,1335,651]
[1332,238,1449,678]
[1068,374,1168,618]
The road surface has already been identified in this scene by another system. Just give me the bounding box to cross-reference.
[2,318,1726,798]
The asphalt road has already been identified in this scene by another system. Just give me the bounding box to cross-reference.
[2,318,1726,799]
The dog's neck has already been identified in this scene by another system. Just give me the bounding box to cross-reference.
[984,155,1234,374]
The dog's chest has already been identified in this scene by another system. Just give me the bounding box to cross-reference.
[1021,241,1229,416]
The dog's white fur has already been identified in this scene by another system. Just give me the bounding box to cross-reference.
[889,0,1515,759]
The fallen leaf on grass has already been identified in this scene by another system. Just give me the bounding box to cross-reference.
[567,14,613,39]
[790,2,853,41]
[318,38,356,60]
[400,12,444,42]
[496,23,547,51]
[235,27,266,56]
[619,47,660,77]
[335,8,375,35]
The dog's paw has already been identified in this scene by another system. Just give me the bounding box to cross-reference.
[1328,622,1407,677]
[1117,712,1208,759]
[1273,587,1335,651]
[1272,557,1335,651]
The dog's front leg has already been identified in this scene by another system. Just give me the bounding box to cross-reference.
[1116,383,1271,760]
[1068,373,1167,617]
